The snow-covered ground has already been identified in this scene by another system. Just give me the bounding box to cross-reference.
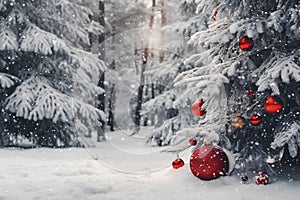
[1,130,300,200]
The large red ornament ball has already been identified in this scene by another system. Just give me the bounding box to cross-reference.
[191,99,206,117]
[239,36,253,51]
[264,95,283,114]
[250,114,261,125]
[172,158,185,169]
[255,172,269,185]
[190,144,229,180]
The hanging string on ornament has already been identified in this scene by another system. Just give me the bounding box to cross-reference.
[213,9,218,21]
[250,114,261,125]
[191,99,206,117]
[172,158,185,169]
[239,36,253,51]
[231,114,246,130]
[264,95,283,114]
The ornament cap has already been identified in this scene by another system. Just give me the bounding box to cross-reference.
[203,140,213,145]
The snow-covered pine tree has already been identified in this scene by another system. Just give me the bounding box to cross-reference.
[0,0,106,147]
[173,0,300,174]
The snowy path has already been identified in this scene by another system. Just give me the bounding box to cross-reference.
[1,130,300,200]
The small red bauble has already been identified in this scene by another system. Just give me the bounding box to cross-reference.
[250,114,261,125]
[264,95,283,114]
[190,144,229,180]
[172,158,185,169]
[239,36,253,51]
[189,138,197,146]
[247,90,254,97]
[255,172,269,185]
[241,175,248,182]
[191,99,206,117]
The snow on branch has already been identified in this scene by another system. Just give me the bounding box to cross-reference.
[271,107,300,158]
[5,77,105,124]
[0,73,19,88]
[189,19,233,48]
[20,24,68,55]
[70,48,106,83]
[144,61,179,85]
[20,24,106,80]
[175,72,229,88]
[255,51,300,91]
[0,27,18,51]
[195,0,218,15]
[271,122,300,158]
[31,0,103,45]
[142,90,177,115]
[287,8,300,39]
[229,17,267,38]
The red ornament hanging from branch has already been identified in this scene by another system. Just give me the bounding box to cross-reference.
[239,36,253,51]
[172,158,185,169]
[191,99,206,117]
[264,95,283,114]
[190,144,229,180]
[189,138,197,146]
[250,114,262,125]
[247,90,254,97]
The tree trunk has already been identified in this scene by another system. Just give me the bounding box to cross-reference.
[152,0,156,7]
[108,83,115,131]
[134,48,147,133]
[159,0,166,63]
[134,42,139,74]
[97,0,106,141]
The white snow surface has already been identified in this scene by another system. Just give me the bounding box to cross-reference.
[1,130,300,200]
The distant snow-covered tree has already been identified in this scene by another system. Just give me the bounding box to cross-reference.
[0,0,106,147]
[144,0,209,146]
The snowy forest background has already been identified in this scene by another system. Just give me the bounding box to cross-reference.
[1,0,300,180]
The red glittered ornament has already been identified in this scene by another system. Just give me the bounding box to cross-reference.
[264,95,283,114]
[250,114,261,125]
[172,158,185,169]
[190,144,229,180]
[247,90,254,97]
[191,99,206,117]
[241,175,248,182]
[239,36,253,51]
[255,172,269,185]
[189,138,197,146]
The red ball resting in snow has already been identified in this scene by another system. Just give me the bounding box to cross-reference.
[190,144,229,180]
[255,172,269,185]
